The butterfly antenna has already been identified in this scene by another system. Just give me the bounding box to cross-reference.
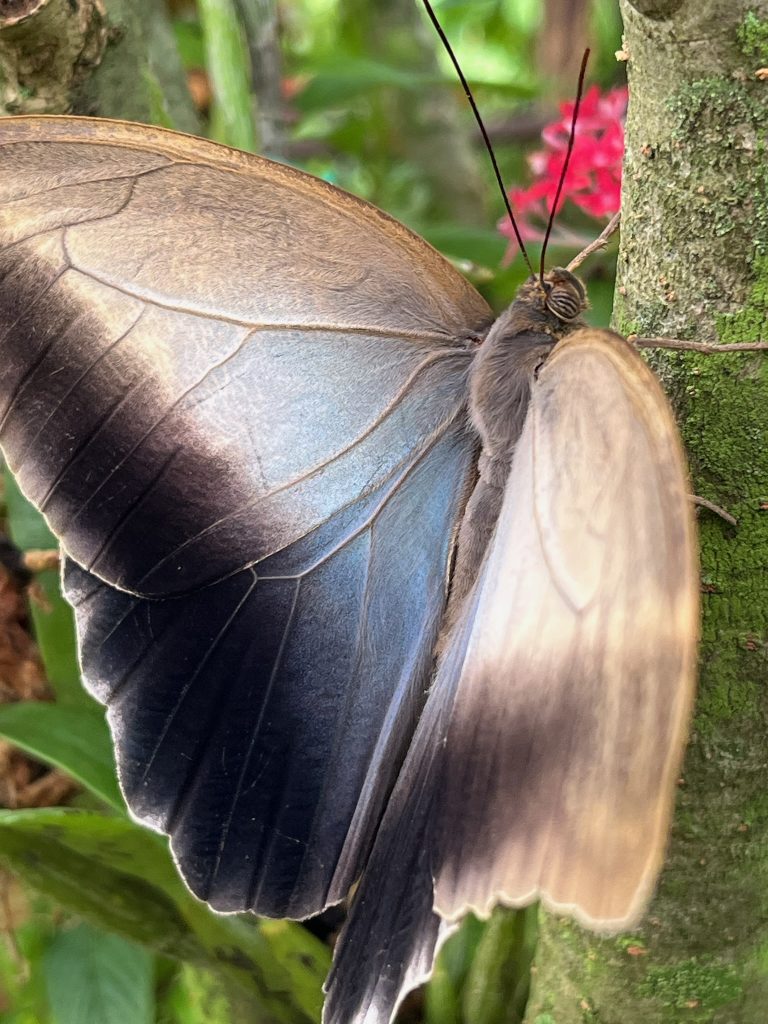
[539,49,590,283]
[418,0,536,278]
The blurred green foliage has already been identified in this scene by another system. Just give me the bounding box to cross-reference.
[0,2,624,1022]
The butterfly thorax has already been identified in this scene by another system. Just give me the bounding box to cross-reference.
[469,267,588,481]
[444,268,587,625]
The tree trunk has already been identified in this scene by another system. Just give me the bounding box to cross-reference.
[526,3,768,1022]
[0,0,199,131]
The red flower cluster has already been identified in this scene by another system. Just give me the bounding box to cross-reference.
[500,85,627,261]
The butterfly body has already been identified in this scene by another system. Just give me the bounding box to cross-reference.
[0,115,698,1024]
[446,269,588,625]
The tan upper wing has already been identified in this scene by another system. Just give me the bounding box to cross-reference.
[432,327,698,932]
[0,117,487,337]
[0,116,489,596]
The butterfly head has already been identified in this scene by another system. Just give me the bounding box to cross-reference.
[540,267,588,322]
[508,267,588,342]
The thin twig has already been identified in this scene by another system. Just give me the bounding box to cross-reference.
[0,872,26,979]
[689,495,738,527]
[566,212,621,271]
[631,337,768,354]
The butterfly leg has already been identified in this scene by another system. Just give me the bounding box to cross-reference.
[439,461,505,650]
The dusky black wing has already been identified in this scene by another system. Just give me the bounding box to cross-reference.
[0,116,491,916]
[322,586,480,1024]
[61,413,468,918]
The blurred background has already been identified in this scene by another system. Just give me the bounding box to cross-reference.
[170,0,626,315]
[0,2,627,1022]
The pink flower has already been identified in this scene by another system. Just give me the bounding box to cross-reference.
[499,85,627,262]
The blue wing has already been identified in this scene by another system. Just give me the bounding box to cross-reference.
[0,116,490,915]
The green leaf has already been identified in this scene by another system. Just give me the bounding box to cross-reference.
[424,957,462,1024]
[418,224,508,269]
[0,810,202,962]
[157,963,231,1024]
[295,55,443,110]
[584,272,617,330]
[3,468,81,705]
[3,467,56,550]
[0,702,123,810]
[143,68,178,130]
[425,915,485,1024]
[462,905,539,1024]
[297,52,534,113]
[44,923,154,1024]
[0,809,327,1023]
[173,19,206,70]
[0,886,57,1024]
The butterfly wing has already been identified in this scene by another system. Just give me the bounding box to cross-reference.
[323,589,478,1024]
[0,116,491,916]
[432,327,698,929]
[325,327,698,1023]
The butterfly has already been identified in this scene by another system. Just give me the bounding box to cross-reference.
[0,110,697,1023]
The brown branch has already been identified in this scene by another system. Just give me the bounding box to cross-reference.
[0,1,47,27]
[689,495,738,527]
[236,0,286,158]
[0,0,106,115]
[566,212,621,272]
[630,337,768,354]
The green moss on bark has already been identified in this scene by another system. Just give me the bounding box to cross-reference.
[0,0,107,115]
[638,960,743,1014]
[738,11,768,63]
[74,0,199,131]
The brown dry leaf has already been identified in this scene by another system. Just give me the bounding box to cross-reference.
[0,561,49,704]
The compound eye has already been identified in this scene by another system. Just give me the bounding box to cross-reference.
[546,286,581,321]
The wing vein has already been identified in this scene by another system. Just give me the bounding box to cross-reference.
[39,378,148,513]
[288,526,375,903]
[14,306,147,475]
[259,415,461,582]
[65,323,256,532]
[99,593,189,705]
[138,568,260,795]
[0,163,175,206]
[63,258,468,343]
[206,576,302,900]
[135,349,468,586]
[85,446,182,577]
[0,266,68,425]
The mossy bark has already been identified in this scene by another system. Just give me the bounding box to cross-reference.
[0,0,199,131]
[525,3,768,1022]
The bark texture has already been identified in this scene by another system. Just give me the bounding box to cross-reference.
[0,0,107,114]
[525,3,768,1022]
[0,0,198,130]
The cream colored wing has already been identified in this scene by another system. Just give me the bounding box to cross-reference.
[432,327,698,931]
